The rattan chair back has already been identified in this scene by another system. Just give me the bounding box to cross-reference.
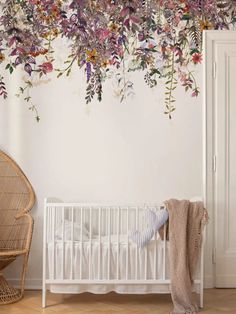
[0,150,35,304]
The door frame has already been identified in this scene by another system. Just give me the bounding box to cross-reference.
[203,30,236,288]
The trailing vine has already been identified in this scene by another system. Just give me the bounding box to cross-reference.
[164,51,177,119]
[0,76,7,99]
[16,80,40,122]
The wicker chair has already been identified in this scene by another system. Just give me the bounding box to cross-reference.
[0,150,35,304]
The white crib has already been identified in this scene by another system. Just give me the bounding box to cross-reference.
[42,199,204,308]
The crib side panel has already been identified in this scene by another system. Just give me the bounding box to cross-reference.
[44,203,169,282]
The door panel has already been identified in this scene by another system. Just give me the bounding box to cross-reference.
[215,42,236,287]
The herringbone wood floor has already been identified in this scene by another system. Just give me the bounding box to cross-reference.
[0,289,235,313]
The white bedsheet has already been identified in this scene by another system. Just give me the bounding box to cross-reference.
[47,235,199,294]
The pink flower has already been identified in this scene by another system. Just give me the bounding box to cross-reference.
[39,62,53,74]
[191,89,200,97]
[148,42,155,49]
[98,29,110,41]
[192,53,202,64]
[179,72,187,83]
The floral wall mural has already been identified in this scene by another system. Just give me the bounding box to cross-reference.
[0,0,235,120]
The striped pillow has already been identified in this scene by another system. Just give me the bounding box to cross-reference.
[129,228,154,248]
[146,209,168,232]
[129,209,168,248]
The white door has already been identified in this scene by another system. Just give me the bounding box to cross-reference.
[213,33,236,287]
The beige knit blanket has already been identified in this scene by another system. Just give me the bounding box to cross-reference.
[163,199,207,314]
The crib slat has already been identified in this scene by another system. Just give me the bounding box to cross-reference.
[70,206,74,280]
[145,245,148,280]
[89,207,92,280]
[135,207,138,280]
[126,207,129,280]
[80,207,83,280]
[108,207,111,280]
[62,206,65,280]
[117,207,120,280]
[154,219,157,280]
[47,206,50,243]
[52,206,55,280]
[98,207,101,280]
[163,223,166,280]
[144,207,148,280]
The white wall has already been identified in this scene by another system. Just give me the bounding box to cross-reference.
[0,61,204,288]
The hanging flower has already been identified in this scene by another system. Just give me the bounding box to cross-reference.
[199,20,214,31]
[108,21,120,32]
[0,53,5,63]
[39,62,53,74]
[192,53,203,64]
[98,29,110,42]
[86,49,98,64]
[24,63,33,76]
[101,60,109,68]
[192,88,200,97]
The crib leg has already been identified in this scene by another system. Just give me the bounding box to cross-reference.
[199,230,204,309]
[200,288,203,309]
[199,275,204,309]
[42,284,47,308]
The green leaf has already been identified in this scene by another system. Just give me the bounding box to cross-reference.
[24,96,31,102]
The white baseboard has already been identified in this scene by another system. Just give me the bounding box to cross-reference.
[8,277,215,291]
[204,275,214,289]
[215,275,236,288]
[8,278,42,290]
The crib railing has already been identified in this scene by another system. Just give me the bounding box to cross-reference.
[42,199,204,308]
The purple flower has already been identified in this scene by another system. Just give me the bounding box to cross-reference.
[86,62,91,82]
[15,57,22,66]
[24,63,32,76]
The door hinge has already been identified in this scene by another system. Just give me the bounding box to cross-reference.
[213,61,216,79]
[213,155,217,172]
[212,247,216,264]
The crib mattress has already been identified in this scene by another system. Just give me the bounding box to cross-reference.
[47,235,175,294]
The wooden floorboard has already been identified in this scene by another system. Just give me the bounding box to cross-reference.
[0,289,235,313]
